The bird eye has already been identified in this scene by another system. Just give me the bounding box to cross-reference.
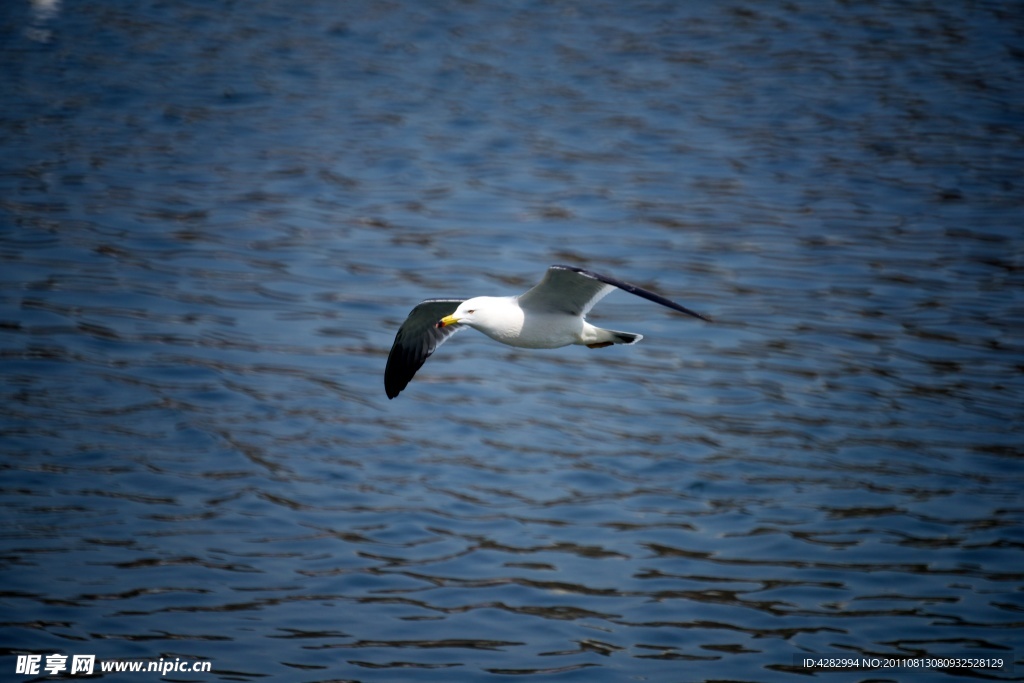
[467,309,475,314]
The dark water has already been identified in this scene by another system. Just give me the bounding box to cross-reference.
[2,0,1023,681]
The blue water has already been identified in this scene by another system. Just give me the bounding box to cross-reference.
[2,1,1023,681]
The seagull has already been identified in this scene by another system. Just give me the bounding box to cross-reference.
[384,264,710,399]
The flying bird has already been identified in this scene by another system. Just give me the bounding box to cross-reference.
[384,264,710,399]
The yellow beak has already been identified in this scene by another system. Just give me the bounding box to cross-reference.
[437,314,460,328]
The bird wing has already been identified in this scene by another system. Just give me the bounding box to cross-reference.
[518,265,711,321]
[385,299,464,399]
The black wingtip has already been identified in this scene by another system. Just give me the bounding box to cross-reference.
[689,309,714,323]
[384,365,410,399]
[553,264,712,322]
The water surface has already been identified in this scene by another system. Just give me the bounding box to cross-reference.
[2,0,1023,681]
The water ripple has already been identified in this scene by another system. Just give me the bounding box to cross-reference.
[2,0,1023,680]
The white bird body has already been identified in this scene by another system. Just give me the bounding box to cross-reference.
[384,265,709,399]
[450,295,614,349]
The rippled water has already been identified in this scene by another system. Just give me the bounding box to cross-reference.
[2,0,1023,681]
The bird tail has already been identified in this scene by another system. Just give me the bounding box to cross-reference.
[585,328,643,348]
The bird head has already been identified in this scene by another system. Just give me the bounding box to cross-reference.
[435,298,484,329]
